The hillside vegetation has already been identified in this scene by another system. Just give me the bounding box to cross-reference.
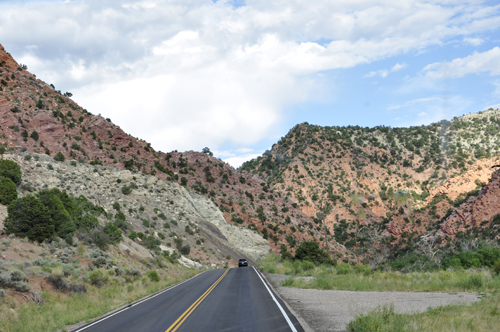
[0,44,329,257]
[242,109,500,266]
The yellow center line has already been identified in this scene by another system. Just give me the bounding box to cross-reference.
[165,268,230,332]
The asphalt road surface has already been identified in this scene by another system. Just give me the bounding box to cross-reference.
[74,266,304,332]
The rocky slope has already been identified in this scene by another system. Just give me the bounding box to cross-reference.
[241,109,500,259]
[438,168,500,240]
[0,152,270,266]
[0,43,327,256]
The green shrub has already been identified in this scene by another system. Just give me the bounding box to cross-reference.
[354,264,373,276]
[142,236,161,250]
[295,241,335,266]
[459,274,484,290]
[337,263,352,275]
[146,270,160,282]
[311,275,334,290]
[0,159,21,185]
[179,245,191,255]
[30,130,39,141]
[103,222,122,244]
[37,189,75,238]
[121,186,132,195]
[302,260,315,271]
[0,270,30,292]
[0,177,17,205]
[185,225,194,235]
[88,269,108,287]
[494,260,500,275]
[54,152,65,162]
[347,305,400,332]
[4,195,54,242]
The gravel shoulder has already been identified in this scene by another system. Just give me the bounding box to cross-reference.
[264,273,482,332]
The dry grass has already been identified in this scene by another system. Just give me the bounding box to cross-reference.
[259,253,500,293]
[347,294,500,332]
[0,264,199,332]
[259,254,500,332]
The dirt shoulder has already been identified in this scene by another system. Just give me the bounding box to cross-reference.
[265,273,482,332]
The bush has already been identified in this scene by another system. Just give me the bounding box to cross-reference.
[295,241,335,266]
[337,263,352,275]
[179,245,191,255]
[301,260,315,271]
[4,195,54,242]
[354,264,373,276]
[185,225,194,235]
[0,159,21,185]
[0,270,30,292]
[347,305,399,332]
[37,189,75,238]
[47,274,71,292]
[459,274,484,290]
[54,152,65,162]
[88,269,108,287]
[30,130,39,141]
[121,186,132,195]
[494,260,500,275]
[103,222,122,244]
[0,177,17,205]
[146,270,160,282]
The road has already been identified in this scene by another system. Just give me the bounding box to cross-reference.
[74,266,304,332]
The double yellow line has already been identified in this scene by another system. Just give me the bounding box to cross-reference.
[165,268,230,332]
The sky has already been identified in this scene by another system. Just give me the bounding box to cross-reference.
[0,0,499,167]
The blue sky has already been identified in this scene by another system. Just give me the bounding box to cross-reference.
[0,0,499,167]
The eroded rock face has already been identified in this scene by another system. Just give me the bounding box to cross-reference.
[187,192,270,260]
[438,170,500,239]
[4,152,270,266]
[423,159,498,205]
[0,42,318,257]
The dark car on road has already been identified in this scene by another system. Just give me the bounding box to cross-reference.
[238,259,248,267]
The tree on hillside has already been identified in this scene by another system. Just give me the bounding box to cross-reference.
[202,147,213,156]
[0,159,21,185]
[4,195,54,242]
[295,240,335,266]
[0,177,17,205]
[37,189,76,238]
[30,130,39,141]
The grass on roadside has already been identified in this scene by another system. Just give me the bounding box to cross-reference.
[259,253,500,293]
[0,265,199,332]
[347,294,500,332]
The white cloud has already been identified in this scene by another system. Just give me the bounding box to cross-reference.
[235,147,254,153]
[223,153,263,168]
[391,95,472,127]
[0,0,499,153]
[364,62,407,78]
[483,103,500,110]
[388,97,440,110]
[463,37,484,46]
[423,47,500,79]
[212,148,264,168]
[391,63,407,72]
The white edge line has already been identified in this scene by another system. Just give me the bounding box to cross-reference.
[73,271,206,332]
[252,266,298,332]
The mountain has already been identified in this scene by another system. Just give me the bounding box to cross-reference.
[240,108,500,262]
[0,43,331,259]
